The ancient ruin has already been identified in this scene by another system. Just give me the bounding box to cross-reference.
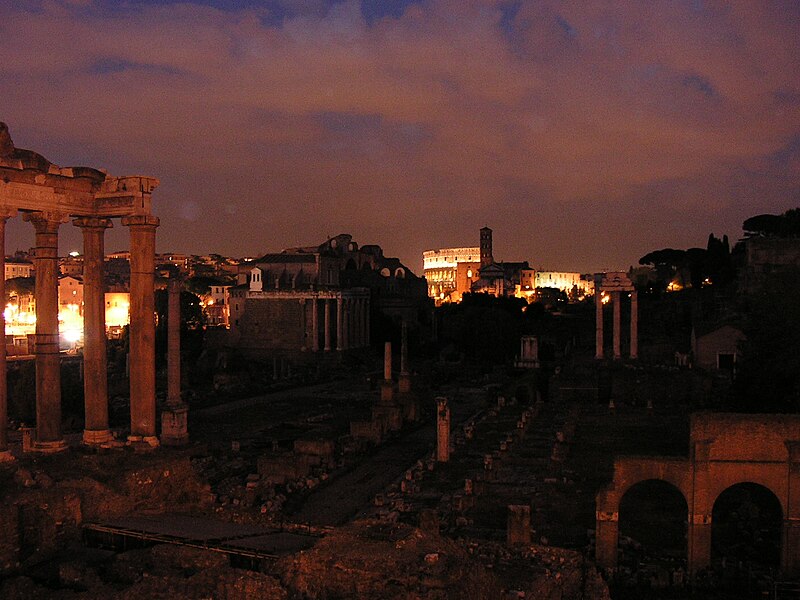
[595,271,638,360]
[596,412,800,575]
[0,123,160,452]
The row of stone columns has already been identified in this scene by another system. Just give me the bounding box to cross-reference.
[308,296,369,352]
[0,211,160,455]
[595,290,638,360]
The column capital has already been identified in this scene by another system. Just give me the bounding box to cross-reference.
[23,210,68,233]
[0,208,17,221]
[73,216,113,230]
[122,214,159,228]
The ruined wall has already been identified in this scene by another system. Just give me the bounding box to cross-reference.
[0,456,212,575]
[238,298,304,352]
[691,412,799,462]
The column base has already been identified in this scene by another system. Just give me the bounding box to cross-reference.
[127,435,160,450]
[380,380,394,405]
[83,429,113,446]
[32,439,68,454]
[0,449,15,463]
[398,373,411,394]
[160,405,189,447]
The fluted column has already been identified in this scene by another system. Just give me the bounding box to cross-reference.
[336,297,344,351]
[123,215,159,445]
[364,296,370,347]
[311,298,319,352]
[345,299,352,350]
[75,217,113,445]
[0,212,14,461]
[24,211,67,452]
[324,299,331,351]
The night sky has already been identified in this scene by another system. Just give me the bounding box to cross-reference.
[1,0,798,272]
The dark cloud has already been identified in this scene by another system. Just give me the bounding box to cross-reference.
[0,0,798,271]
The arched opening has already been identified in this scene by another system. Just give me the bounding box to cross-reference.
[618,480,687,571]
[711,482,782,569]
[345,258,357,270]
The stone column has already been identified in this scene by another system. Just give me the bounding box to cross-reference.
[324,299,331,351]
[783,442,800,576]
[595,290,604,360]
[436,396,450,462]
[311,298,319,352]
[161,274,188,446]
[24,212,67,452]
[399,321,411,394]
[166,276,181,407]
[336,297,344,351]
[595,508,619,569]
[123,215,159,446]
[74,217,113,446]
[612,291,621,360]
[365,296,370,347]
[630,290,638,359]
[0,212,14,461]
[342,298,350,350]
[688,441,712,574]
[507,504,532,545]
[381,340,393,404]
[359,298,366,347]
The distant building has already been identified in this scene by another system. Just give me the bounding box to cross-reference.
[422,246,480,304]
[741,237,800,292]
[4,258,33,280]
[515,271,593,301]
[230,234,428,360]
[692,323,745,372]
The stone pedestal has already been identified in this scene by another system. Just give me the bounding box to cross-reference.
[161,405,189,446]
[372,405,403,432]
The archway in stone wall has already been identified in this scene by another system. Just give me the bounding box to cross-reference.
[711,482,782,568]
[618,479,688,568]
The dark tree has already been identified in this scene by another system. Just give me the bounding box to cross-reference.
[743,209,800,238]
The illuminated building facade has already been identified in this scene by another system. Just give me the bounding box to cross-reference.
[515,270,594,302]
[422,246,480,304]
[5,259,33,280]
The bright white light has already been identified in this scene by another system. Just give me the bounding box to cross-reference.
[63,329,81,343]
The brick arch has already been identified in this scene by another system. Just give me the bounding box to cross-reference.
[596,413,800,577]
[595,457,692,569]
[707,474,787,522]
[710,481,784,566]
[598,457,693,513]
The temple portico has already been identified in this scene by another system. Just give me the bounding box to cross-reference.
[595,271,638,361]
[0,122,161,453]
